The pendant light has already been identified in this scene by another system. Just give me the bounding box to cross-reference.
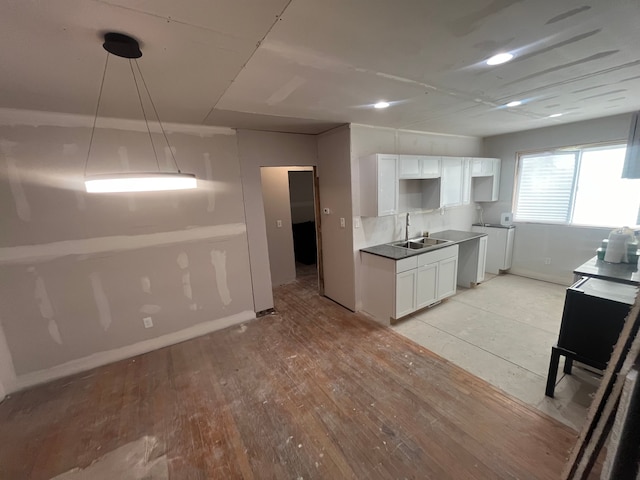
[83,32,197,193]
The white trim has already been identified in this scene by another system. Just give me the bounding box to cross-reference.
[0,223,247,265]
[350,122,479,139]
[12,310,256,392]
[0,108,236,137]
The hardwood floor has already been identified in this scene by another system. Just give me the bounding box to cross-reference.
[0,267,578,479]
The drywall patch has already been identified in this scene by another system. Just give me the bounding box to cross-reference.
[90,273,112,332]
[203,153,215,212]
[141,276,152,294]
[34,274,62,345]
[177,252,189,269]
[140,305,161,315]
[210,249,232,306]
[181,273,193,300]
[50,435,168,480]
[6,158,31,222]
[0,224,247,265]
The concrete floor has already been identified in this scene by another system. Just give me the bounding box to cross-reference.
[392,273,601,430]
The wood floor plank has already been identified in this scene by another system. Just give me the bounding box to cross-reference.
[0,267,577,479]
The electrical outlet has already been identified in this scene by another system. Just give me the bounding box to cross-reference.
[323,208,331,214]
[544,257,551,265]
[340,217,346,228]
[276,220,282,228]
[143,317,153,328]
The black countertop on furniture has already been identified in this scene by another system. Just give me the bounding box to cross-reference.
[360,230,487,260]
[574,255,640,286]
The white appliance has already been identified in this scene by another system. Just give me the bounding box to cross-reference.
[471,224,515,274]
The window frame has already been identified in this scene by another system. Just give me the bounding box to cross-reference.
[513,141,635,228]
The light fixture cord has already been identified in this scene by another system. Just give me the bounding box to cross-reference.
[84,52,110,176]
[129,59,161,172]
[134,59,182,173]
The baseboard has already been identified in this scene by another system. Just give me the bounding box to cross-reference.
[11,310,256,393]
[508,268,573,286]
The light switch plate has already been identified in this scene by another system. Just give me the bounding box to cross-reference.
[143,317,153,328]
[340,217,346,228]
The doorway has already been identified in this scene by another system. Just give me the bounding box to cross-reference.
[260,166,323,294]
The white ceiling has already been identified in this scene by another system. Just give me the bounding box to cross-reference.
[1,0,639,137]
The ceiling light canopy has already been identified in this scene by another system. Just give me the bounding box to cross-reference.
[486,53,514,66]
[83,32,197,194]
[374,101,390,109]
[506,100,522,107]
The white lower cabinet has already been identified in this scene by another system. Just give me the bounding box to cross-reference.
[361,244,459,324]
[395,269,418,318]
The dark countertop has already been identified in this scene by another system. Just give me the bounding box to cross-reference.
[574,255,639,286]
[472,223,516,229]
[360,229,487,260]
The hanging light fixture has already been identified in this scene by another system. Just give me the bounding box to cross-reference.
[84,32,197,193]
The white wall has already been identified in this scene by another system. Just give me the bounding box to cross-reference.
[261,167,313,287]
[317,126,356,310]
[237,130,318,312]
[0,111,255,391]
[0,323,15,401]
[483,113,632,284]
[351,124,483,310]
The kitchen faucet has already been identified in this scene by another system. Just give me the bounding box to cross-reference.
[405,212,410,242]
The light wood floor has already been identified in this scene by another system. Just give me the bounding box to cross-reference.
[0,267,578,479]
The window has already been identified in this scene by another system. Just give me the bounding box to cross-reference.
[514,144,640,227]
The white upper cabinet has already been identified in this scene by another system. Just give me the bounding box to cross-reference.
[471,157,501,202]
[398,155,441,179]
[462,158,471,205]
[440,157,464,207]
[360,154,399,216]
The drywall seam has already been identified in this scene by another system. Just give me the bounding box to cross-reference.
[204,153,216,212]
[6,158,31,222]
[34,274,63,345]
[0,223,246,264]
[11,310,255,393]
[0,108,236,137]
[89,273,113,331]
[211,249,232,306]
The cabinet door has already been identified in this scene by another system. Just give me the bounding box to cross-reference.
[416,263,438,309]
[395,269,417,318]
[462,158,471,205]
[437,257,458,300]
[440,157,464,207]
[490,158,500,201]
[471,158,494,177]
[377,155,398,215]
[398,155,422,179]
[476,236,487,283]
[420,156,441,178]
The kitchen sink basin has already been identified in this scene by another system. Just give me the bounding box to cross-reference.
[391,237,452,250]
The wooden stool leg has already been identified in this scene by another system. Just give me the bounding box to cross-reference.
[546,347,561,397]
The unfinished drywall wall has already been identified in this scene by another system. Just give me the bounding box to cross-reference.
[237,130,318,312]
[0,112,254,388]
[351,124,483,310]
[483,113,632,284]
[261,167,295,286]
[0,323,15,401]
[317,126,356,310]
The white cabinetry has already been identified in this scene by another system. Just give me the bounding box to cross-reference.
[455,235,488,288]
[360,154,398,216]
[361,245,459,323]
[440,157,464,207]
[398,155,440,179]
[471,225,515,274]
[471,157,500,202]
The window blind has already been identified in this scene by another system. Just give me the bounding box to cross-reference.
[514,152,578,223]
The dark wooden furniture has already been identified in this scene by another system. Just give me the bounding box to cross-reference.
[546,276,637,397]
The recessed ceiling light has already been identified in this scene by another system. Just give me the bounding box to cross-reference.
[486,53,514,66]
[549,113,563,118]
[374,101,390,109]
[505,100,522,107]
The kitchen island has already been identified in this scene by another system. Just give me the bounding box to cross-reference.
[573,255,639,286]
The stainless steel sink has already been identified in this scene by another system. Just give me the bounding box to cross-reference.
[391,237,452,250]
